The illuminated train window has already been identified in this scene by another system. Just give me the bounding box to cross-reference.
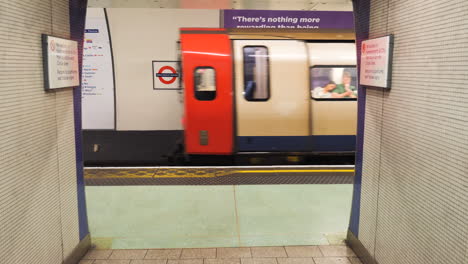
[311,66,357,100]
[243,46,270,101]
[194,67,216,101]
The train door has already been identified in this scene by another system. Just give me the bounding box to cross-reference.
[180,29,234,155]
[233,40,310,152]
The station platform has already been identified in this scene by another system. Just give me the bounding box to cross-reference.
[84,166,355,186]
[84,166,354,250]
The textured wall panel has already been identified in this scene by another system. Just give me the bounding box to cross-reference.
[56,89,80,258]
[0,0,81,263]
[52,0,81,258]
[357,0,388,257]
[358,88,383,257]
[358,0,468,263]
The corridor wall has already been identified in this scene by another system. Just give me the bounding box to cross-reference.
[349,0,468,264]
[0,0,89,263]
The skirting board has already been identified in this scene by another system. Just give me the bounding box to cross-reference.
[63,234,91,264]
[346,230,378,264]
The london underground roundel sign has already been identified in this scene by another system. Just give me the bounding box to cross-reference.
[157,66,178,85]
[152,61,181,90]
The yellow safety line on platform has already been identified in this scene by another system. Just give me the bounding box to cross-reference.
[154,175,217,178]
[84,168,354,179]
[236,169,355,173]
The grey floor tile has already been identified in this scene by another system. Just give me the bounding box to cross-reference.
[241,258,278,264]
[318,246,355,257]
[131,260,168,264]
[79,261,95,264]
[83,249,113,260]
[277,258,315,264]
[217,248,252,258]
[181,248,217,259]
[251,247,287,258]
[313,257,351,264]
[347,258,362,264]
[205,259,241,264]
[168,259,204,264]
[110,250,148,260]
[285,246,322,257]
[146,249,182,259]
[94,260,131,264]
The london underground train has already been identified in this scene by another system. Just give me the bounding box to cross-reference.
[179,28,357,157]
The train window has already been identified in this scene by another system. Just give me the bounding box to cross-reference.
[243,46,270,101]
[194,67,216,101]
[310,66,357,100]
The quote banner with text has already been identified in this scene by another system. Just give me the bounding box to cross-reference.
[223,10,354,29]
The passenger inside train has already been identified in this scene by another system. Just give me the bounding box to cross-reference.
[312,81,337,98]
[332,71,357,98]
[311,67,358,99]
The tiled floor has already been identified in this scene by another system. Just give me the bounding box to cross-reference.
[86,185,353,248]
[80,246,362,264]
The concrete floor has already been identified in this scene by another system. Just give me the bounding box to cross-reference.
[85,185,353,249]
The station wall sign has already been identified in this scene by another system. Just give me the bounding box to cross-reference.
[81,8,116,130]
[222,9,354,29]
[152,61,181,90]
[42,34,80,90]
[359,35,394,88]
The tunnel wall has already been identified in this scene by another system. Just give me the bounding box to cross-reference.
[350,0,468,263]
[0,0,89,263]
[82,8,219,165]
[107,8,220,131]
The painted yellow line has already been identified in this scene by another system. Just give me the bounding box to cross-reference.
[85,174,217,179]
[154,174,216,178]
[84,168,354,179]
[85,175,154,179]
[236,169,355,173]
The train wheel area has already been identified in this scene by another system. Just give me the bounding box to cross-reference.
[176,154,356,166]
[84,153,356,167]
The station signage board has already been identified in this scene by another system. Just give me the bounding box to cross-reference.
[359,35,394,88]
[152,61,181,90]
[42,34,80,90]
[82,8,116,130]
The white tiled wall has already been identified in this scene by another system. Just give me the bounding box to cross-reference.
[359,0,468,263]
[0,0,80,263]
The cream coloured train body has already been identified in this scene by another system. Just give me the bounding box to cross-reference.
[181,28,357,155]
[232,41,357,153]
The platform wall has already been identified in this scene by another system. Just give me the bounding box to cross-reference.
[353,0,468,263]
[0,0,87,263]
[83,8,219,165]
[106,8,220,131]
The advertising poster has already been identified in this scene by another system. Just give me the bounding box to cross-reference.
[223,10,354,29]
[82,8,115,130]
